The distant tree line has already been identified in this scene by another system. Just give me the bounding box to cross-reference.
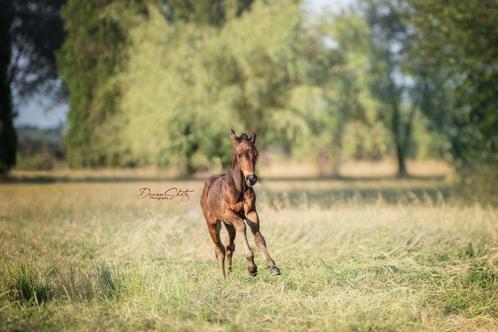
[16,125,64,170]
[1,0,496,177]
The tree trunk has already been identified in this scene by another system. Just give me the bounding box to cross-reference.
[388,78,411,178]
[0,2,17,175]
[395,141,407,178]
[391,99,407,178]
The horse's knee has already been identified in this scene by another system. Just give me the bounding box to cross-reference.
[254,232,267,246]
[226,242,235,255]
[214,244,225,258]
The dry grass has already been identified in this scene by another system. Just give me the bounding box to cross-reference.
[0,175,496,331]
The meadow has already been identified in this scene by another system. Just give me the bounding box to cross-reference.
[0,165,497,331]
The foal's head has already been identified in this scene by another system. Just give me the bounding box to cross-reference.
[230,129,258,186]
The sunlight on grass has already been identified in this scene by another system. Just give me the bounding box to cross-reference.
[0,181,496,331]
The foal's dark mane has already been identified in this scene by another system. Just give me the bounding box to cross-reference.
[231,152,237,169]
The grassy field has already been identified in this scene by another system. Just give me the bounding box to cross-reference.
[0,173,497,331]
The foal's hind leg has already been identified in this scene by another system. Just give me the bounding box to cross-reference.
[206,218,226,278]
[223,223,236,274]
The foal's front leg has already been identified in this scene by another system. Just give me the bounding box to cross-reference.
[245,210,281,276]
[223,209,257,276]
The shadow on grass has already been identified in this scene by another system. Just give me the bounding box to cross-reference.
[259,185,454,206]
[0,173,445,184]
[0,175,203,184]
[262,174,446,182]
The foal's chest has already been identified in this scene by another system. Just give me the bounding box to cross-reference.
[229,199,244,213]
[227,190,254,215]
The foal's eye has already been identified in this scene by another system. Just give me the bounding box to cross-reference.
[237,153,242,158]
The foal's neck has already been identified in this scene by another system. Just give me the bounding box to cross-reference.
[230,156,246,193]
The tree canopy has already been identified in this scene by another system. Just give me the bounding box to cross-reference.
[2,0,495,178]
[408,0,498,168]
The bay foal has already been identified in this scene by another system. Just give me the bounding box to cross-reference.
[200,129,281,278]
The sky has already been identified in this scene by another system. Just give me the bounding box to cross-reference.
[14,0,354,129]
[14,96,68,129]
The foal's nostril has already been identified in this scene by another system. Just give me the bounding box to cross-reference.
[246,175,257,185]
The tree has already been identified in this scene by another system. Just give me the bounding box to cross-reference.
[0,0,66,174]
[116,1,308,173]
[58,0,149,167]
[307,10,390,174]
[408,0,498,168]
[0,0,16,174]
[362,0,420,177]
[59,0,254,169]
[9,0,66,100]
[163,0,253,26]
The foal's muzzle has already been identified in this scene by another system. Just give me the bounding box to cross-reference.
[245,174,257,186]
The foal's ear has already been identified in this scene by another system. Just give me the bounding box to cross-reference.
[230,128,240,145]
[249,130,257,144]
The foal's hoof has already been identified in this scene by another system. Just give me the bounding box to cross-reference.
[270,266,281,276]
[248,267,258,277]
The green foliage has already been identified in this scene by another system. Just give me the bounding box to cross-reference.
[408,0,498,168]
[58,0,401,172]
[58,0,257,170]
[114,1,318,172]
[361,0,423,176]
[2,0,66,174]
[56,0,495,177]
[308,11,391,163]
[116,2,400,172]
[9,0,66,100]
[163,0,253,26]
[58,0,148,167]
[15,126,64,170]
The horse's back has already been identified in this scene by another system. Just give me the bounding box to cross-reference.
[202,173,224,193]
[201,174,225,207]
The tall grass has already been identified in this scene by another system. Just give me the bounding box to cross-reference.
[5,259,52,305]
[0,179,496,331]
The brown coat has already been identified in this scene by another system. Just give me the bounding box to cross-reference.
[200,129,280,278]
